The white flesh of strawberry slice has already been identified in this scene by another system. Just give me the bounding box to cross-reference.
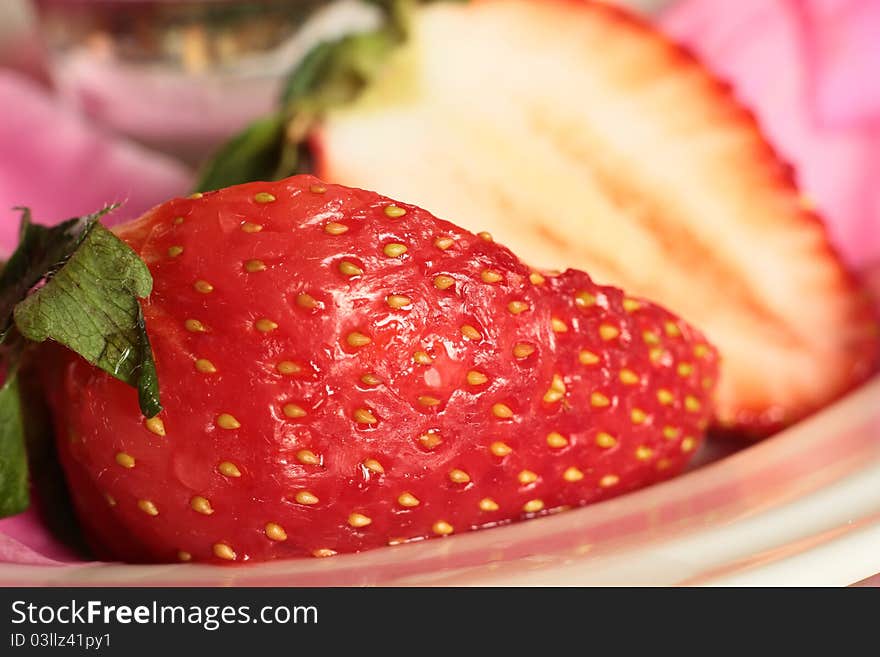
[315,0,876,432]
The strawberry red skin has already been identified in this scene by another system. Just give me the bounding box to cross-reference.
[49,175,717,563]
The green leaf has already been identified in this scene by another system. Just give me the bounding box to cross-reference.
[0,370,29,518]
[194,113,286,193]
[8,213,161,417]
[0,209,98,343]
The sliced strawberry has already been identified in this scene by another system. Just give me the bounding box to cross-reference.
[312,0,878,434]
[49,175,716,563]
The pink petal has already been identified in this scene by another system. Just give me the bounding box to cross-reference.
[661,0,880,268]
[801,0,880,128]
[0,70,192,257]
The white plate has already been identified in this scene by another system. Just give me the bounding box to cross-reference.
[1,376,878,586]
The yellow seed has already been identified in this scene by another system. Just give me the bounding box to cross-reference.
[213,543,236,560]
[479,498,499,512]
[685,396,702,412]
[508,300,529,315]
[643,330,660,345]
[254,192,276,203]
[677,362,694,377]
[513,343,535,358]
[563,466,584,482]
[265,522,288,541]
[461,324,482,340]
[681,436,697,452]
[361,373,382,386]
[189,192,203,199]
[339,260,363,277]
[418,395,442,407]
[255,318,278,333]
[529,272,546,285]
[620,369,640,385]
[656,458,672,471]
[523,499,544,513]
[599,324,620,341]
[193,279,214,294]
[177,551,191,562]
[477,231,493,242]
[657,389,675,405]
[596,432,617,448]
[665,321,682,338]
[241,221,263,233]
[218,461,241,478]
[518,470,538,485]
[418,432,443,450]
[216,414,240,430]
[115,452,135,468]
[363,458,385,474]
[481,269,503,283]
[591,392,611,407]
[575,291,596,307]
[386,294,412,309]
[551,317,568,333]
[492,403,513,419]
[283,404,307,419]
[432,521,454,536]
[663,426,680,440]
[346,331,371,347]
[413,351,433,365]
[105,493,116,507]
[397,492,420,508]
[702,377,714,390]
[448,469,471,484]
[546,431,568,448]
[579,350,600,365]
[434,236,454,250]
[383,243,408,257]
[172,216,185,225]
[190,496,214,515]
[348,513,372,528]
[245,259,266,272]
[296,293,317,309]
[631,408,648,424]
[353,408,378,425]
[623,298,642,313]
[145,417,166,436]
[433,275,455,290]
[324,221,348,235]
[185,319,206,333]
[297,450,320,465]
[466,370,488,385]
[168,245,184,257]
[599,474,620,488]
[694,344,710,359]
[295,491,319,505]
[490,441,512,456]
[635,446,654,461]
[313,548,336,558]
[384,205,406,218]
[543,373,566,403]
[650,347,665,364]
[309,184,326,194]
[276,361,301,375]
[138,499,158,516]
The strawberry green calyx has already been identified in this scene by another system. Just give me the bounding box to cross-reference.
[195,0,463,192]
[0,367,28,518]
[0,208,161,419]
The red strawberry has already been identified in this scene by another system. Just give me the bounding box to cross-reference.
[309,0,878,435]
[48,175,717,563]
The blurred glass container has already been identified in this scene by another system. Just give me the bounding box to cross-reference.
[32,0,381,164]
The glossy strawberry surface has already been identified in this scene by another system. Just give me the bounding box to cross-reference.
[50,176,717,563]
